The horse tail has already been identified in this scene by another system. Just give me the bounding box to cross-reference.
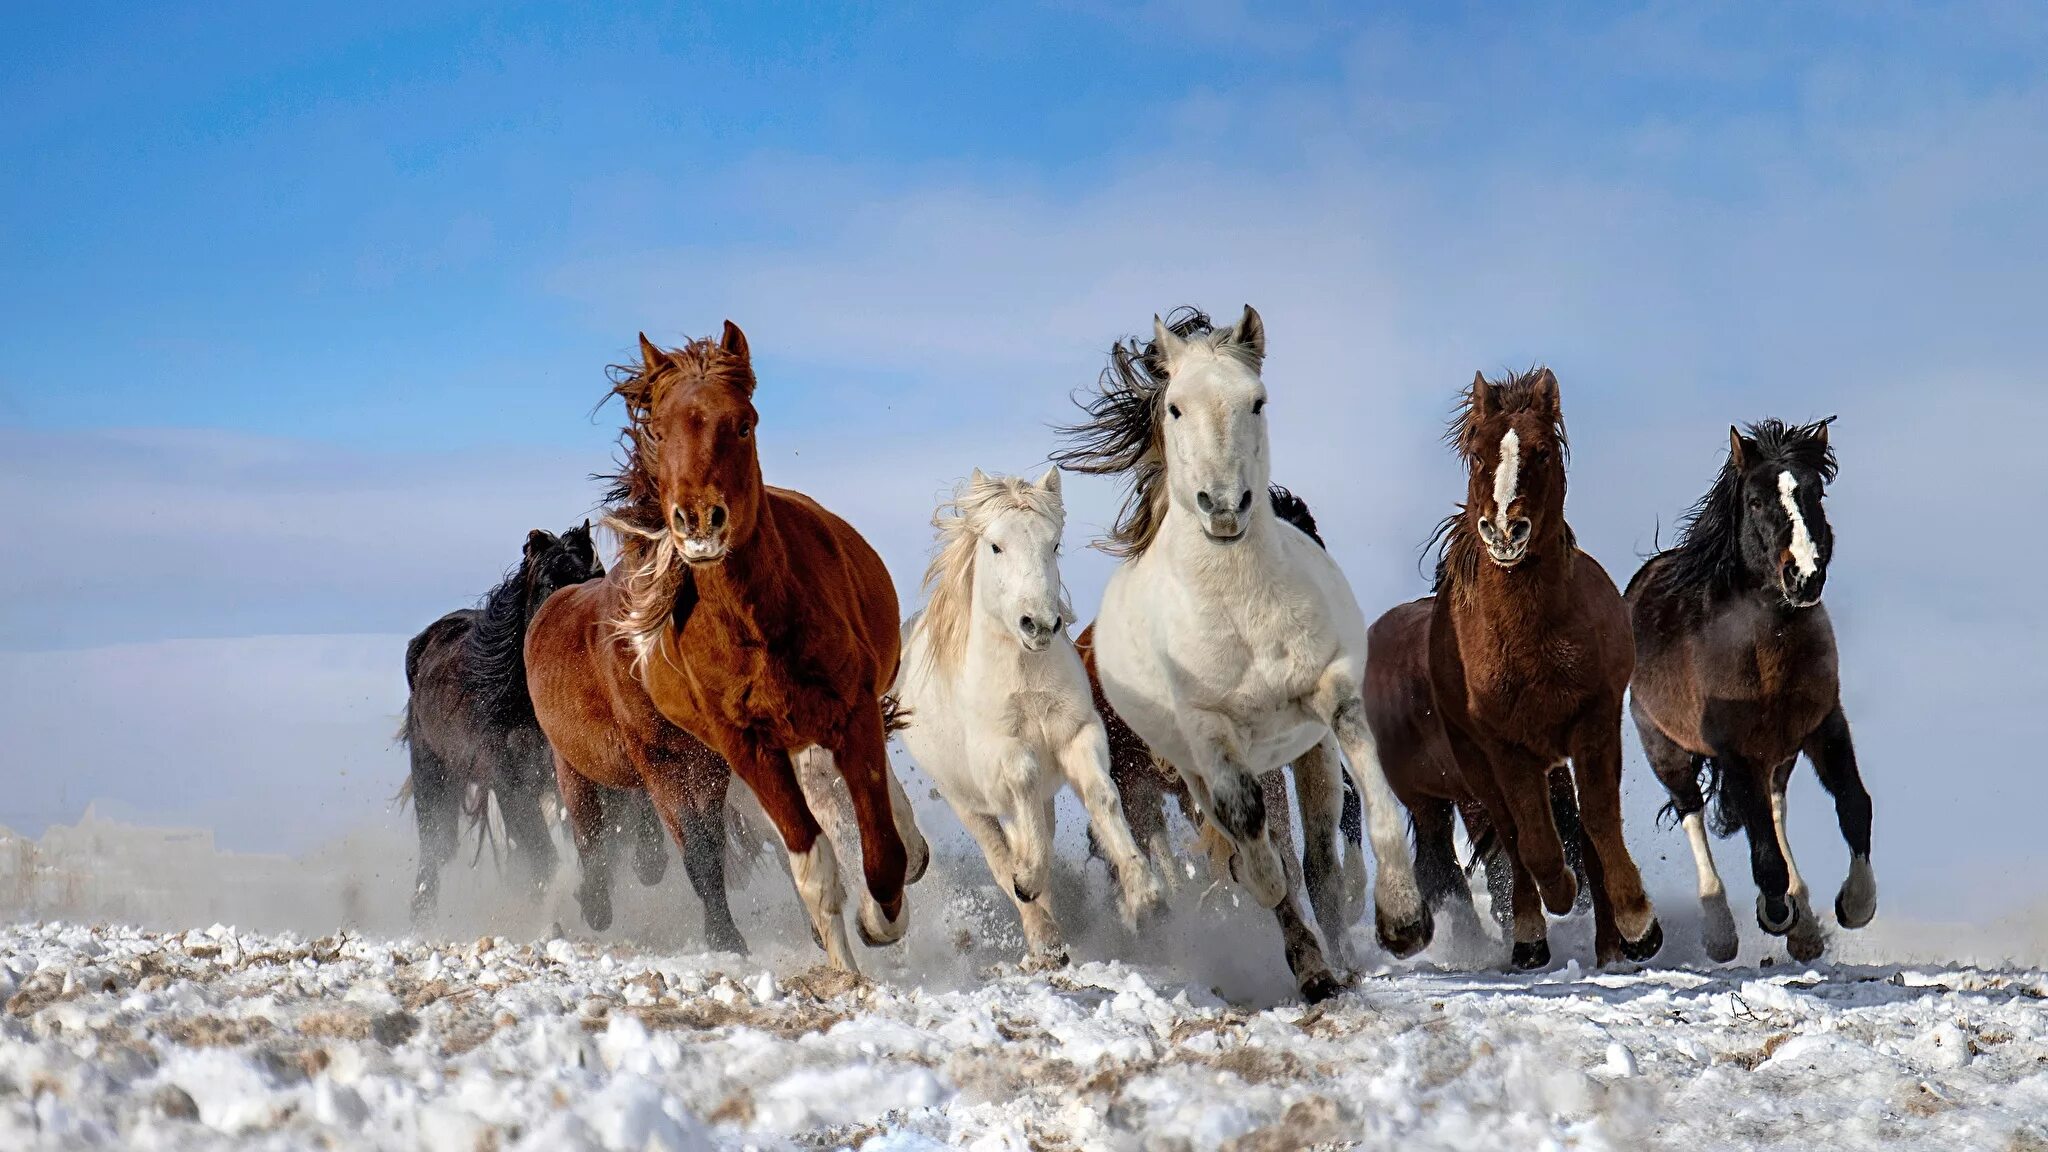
[1266,484,1327,549]
[1463,823,1500,876]
[1656,756,1740,837]
[392,775,414,810]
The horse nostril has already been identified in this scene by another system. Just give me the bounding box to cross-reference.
[1196,491,1214,514]
[671,506,690,533]
[1236,489,1253,514]
[708,505,727,530]
[1510,518,1531,544]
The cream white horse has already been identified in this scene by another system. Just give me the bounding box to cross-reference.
[1055,306,1430,1002]
[892,469,1165,966]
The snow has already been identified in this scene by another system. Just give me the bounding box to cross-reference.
[0,917,2045,1151]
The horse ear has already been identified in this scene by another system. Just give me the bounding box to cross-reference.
[1728,426,1747,470]
[1038,466,1062,496]
[1151,314,1187,373]
[720,320,750,363]
[1816,419,1831,449]
[525,529,556,557]
[1530,367,1560,420]
[1469,371,1496,419]
[969,467,990,489]
[638,333,667,374]
[1234,305,1266,366]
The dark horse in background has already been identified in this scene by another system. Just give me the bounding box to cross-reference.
[1428,369,1661,970]
[1627,418,1875,963]
[401,523,645,918]
[1363,596,1588,947]
[1080,487,1369,914]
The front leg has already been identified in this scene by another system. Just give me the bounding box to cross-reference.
[1055,721,1165,929]
[1314,678,1431,959]
[1179,707,1288,910]
[727,740,859,973]
[1289,736,1354,969]
[825,701,912,948]
[1805,704,1876,930]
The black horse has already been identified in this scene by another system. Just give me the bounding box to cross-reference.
[400,523,664,918]
[1626,418,1876,963]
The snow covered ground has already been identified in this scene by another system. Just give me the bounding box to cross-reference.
[5,916,2048,1151]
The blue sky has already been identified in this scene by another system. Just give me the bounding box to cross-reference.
[4,3,2047,926]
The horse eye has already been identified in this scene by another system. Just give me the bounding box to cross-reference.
[1168,404,1182,420]
[737,423,752,439]
[1252,398,1266,415]
[990,543,1003,554]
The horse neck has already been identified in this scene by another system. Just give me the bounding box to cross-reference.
[466,577,535,721]
[1456,516,1576,625]
[689,497,794,640]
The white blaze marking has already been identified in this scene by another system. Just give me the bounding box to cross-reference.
[1779,470,1818,579]
[1493,429,1521,523]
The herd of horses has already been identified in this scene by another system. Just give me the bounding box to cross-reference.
[399,306,1877,1003]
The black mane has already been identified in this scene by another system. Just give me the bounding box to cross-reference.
[1637,416,1838,603]
[464,559,536,726]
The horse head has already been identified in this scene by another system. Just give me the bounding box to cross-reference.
[1455,368,1569,571]
[1728,418,1837,608]
[628,322,762,567]
[1149,305,1271,543]
[520,520,605,622]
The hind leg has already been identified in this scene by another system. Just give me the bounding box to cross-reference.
[1718,753,1796,938]
[408,744,459,921]
[1317,687,1429,958]
[497,780,560,900]
[1805,705,1876,930]
[646,766,747,955]
[1634,705,1737,962]
[1413,796,1484,947]
[1291,739,1354,968]
[553,755,615,932]
[1338,773,1368,937]
[1549,768,1592,913]
[733,742,859,972]
[610,787,669,888]
[1769,760,1827,963]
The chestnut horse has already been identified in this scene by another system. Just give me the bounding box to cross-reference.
[1427,369,1660,969]
[1626,418,1875,963]
[1363,596,1588,945]
[532,323,926,972]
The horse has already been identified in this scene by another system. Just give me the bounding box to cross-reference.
[892,468,1164,966]
[1078,487,1369,916]
[1426,368,1661,970]
[400,523,614,919]
[532,323,928,972]
[1625,417,1875,963]
[1054,305,1430,1003]
[1363,596,1589,946]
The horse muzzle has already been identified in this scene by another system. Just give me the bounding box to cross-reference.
[1778,562,1825,609]
[671,503,731,564]
[1015,614,1059,652]
[680,535,728,565]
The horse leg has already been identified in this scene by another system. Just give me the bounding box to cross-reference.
[1338,774,1368,938]
[1316,684,1430,957]
[618,786,670,888]
[1488,747,1577,918]
[497,762,560,901]
[1634,702,1737,962]
[1549,768,1592,912]
[645,767,747,956]
[961,812,1065,965]
[1055,721,1164,929]
[1444,724,1546,966]
[1719,752,1795,938]
[731,743,859,972]
[1290,737,1354,969]
[553,754,614,932]
[1097,752,1172,888]
[1566,717,1661,962]
[1770,760,1827,963]
[825,704,912,949]
[1413,796,1483,946]
[408,743,458,921]
[1804,704,1876,930]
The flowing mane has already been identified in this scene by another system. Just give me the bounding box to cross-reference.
[464,560,537,725]
[917,473,1071,675]
[1429,368,1573,594]
[595,334,753,674]
[1634,416,1838,604]
[1053,307,1258,558]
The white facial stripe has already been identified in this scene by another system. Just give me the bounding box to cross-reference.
[1779,470,1818,579]
[1492,429,1521,522]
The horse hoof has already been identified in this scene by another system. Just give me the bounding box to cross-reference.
[1376,903,1434,960]
[1298,970,1342,1005]
[857,896,908,948]
[580,899,613,934]
[1702,899,1740,964]
[1511,939,1551,971]
[1787,923,1825,964]
[633,850,668,888]
[1836,882,1876,930]
[1022,948,1070,973]
[1756,893,1795,937]
[409,886,437,923]
[707,927,749,957]
[1621,918,1664,963]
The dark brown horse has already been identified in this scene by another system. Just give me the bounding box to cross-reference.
[1363,597,1588,945]
[401,523,617,919]
[530,323,925,972]
[1428,369,1661,969]
[1626,418,1874,963]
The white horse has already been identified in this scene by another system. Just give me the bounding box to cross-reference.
[1055,306,1430,1002]
[892,468,1165,966]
